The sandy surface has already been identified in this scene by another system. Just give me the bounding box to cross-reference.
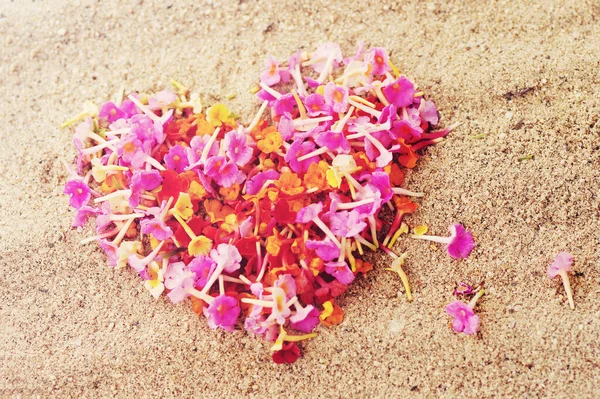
[1,0,599,397]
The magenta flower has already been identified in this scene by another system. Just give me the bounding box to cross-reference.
[383,77,416,108]
[98,238,118,267]
[187,134,219,165]
[223,130,253,167]
[305,238,340,261]
[548,252,575,309]
[446,300,480,335]
[204,156,243,188]
[245,170,280,195]
[297,203,341,248]
[164,261,196,304]
[140,203,173,240]
[323,83,348,113]
[365,47,391,76]
[272,93,296,118]
[329,210,367,238]
[72,205,100,227]
[390,119,423,142]
[205,294,241,331]
[164,144,189,173]
[188,255,217,290]
[289,303,320,333]
[64,180,91,209]
[419,99,439,125]
[284,139,320,174]
[130,114,165,146]
[260,56,282,87]
[99,101,126,123]
[304,94,331,117]
[129,170,162,207]
[325,261,355,285]
[412,223,476,259]
[315,130,350,153]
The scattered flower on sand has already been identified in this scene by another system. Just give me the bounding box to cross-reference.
[446,288,484,335]
[548,252,575,310]
[412,223,476,259]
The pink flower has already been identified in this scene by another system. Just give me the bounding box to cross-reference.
[309,42,343,73]
[315,130,350,153]
[305,238,340,261]
[63,180,91,209]
[129,170,162,208]
[289,303,320,333]
[72,205,100,227]
[245,170,280,195]
[223,130,253,167]
[204,294,240,332]
[323,82,348,113]
[419,99,439,125]
[210,243,242,273]
[260,56,282,87]
[99,101,126,123]
[164,145,189,173]
[164,261,196,304]
[329,210,367,237]
[272,94,296,118]
[412,223,476,259]
[304,94,331,117]
[148,90,177,110]
[188,255,217,290]
[446,300,480,335]
[548,252,575,309]
[140,203,173,240]
[366,47,391,76]
[383,77,416,108]
[273,274,297,300]
[284,140,320,174]
[203,156,243,188]
[325,261,355,285]
[187,135,219,165]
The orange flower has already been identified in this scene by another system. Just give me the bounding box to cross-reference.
[354,259,373,275]
[204,199,234,223]
[100,172,127,193]
[320,301,344,327]
[256,126,283,154]
[266,232,283,257]
[387,162,405,186]
[274,171,304,196]
[303,160,330,191]
[194,116,215,136]
[219,183,240,202]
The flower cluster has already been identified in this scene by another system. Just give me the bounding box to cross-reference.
[63,44,474,363]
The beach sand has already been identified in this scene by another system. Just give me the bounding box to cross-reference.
[1,0,599,397]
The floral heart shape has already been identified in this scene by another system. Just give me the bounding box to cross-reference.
[62,43,472,364]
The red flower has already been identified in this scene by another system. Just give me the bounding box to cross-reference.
[272,342,301,364]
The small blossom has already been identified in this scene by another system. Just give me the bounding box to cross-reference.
[382,77,416,108]
[304,94,331,117]
[323,83,348,113]
[164,145,190,173]
[204,294,240,331]
[223,130,253,167]
[272,342,301,364]
[412,223,476,259]
[64,180,91,209]
[365,47,391,76]
[446,301,480,335]
[548,252,575,309]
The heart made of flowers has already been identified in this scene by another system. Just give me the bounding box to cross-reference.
[62,43,475,364]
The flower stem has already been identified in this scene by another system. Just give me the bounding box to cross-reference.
[392,187,424,197]
[559,270,575,310]
[411,234,451,245]
[468,289,485,309]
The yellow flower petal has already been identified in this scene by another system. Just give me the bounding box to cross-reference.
[414,225,428,236]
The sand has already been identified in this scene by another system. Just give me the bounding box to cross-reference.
[1,0,599,397]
